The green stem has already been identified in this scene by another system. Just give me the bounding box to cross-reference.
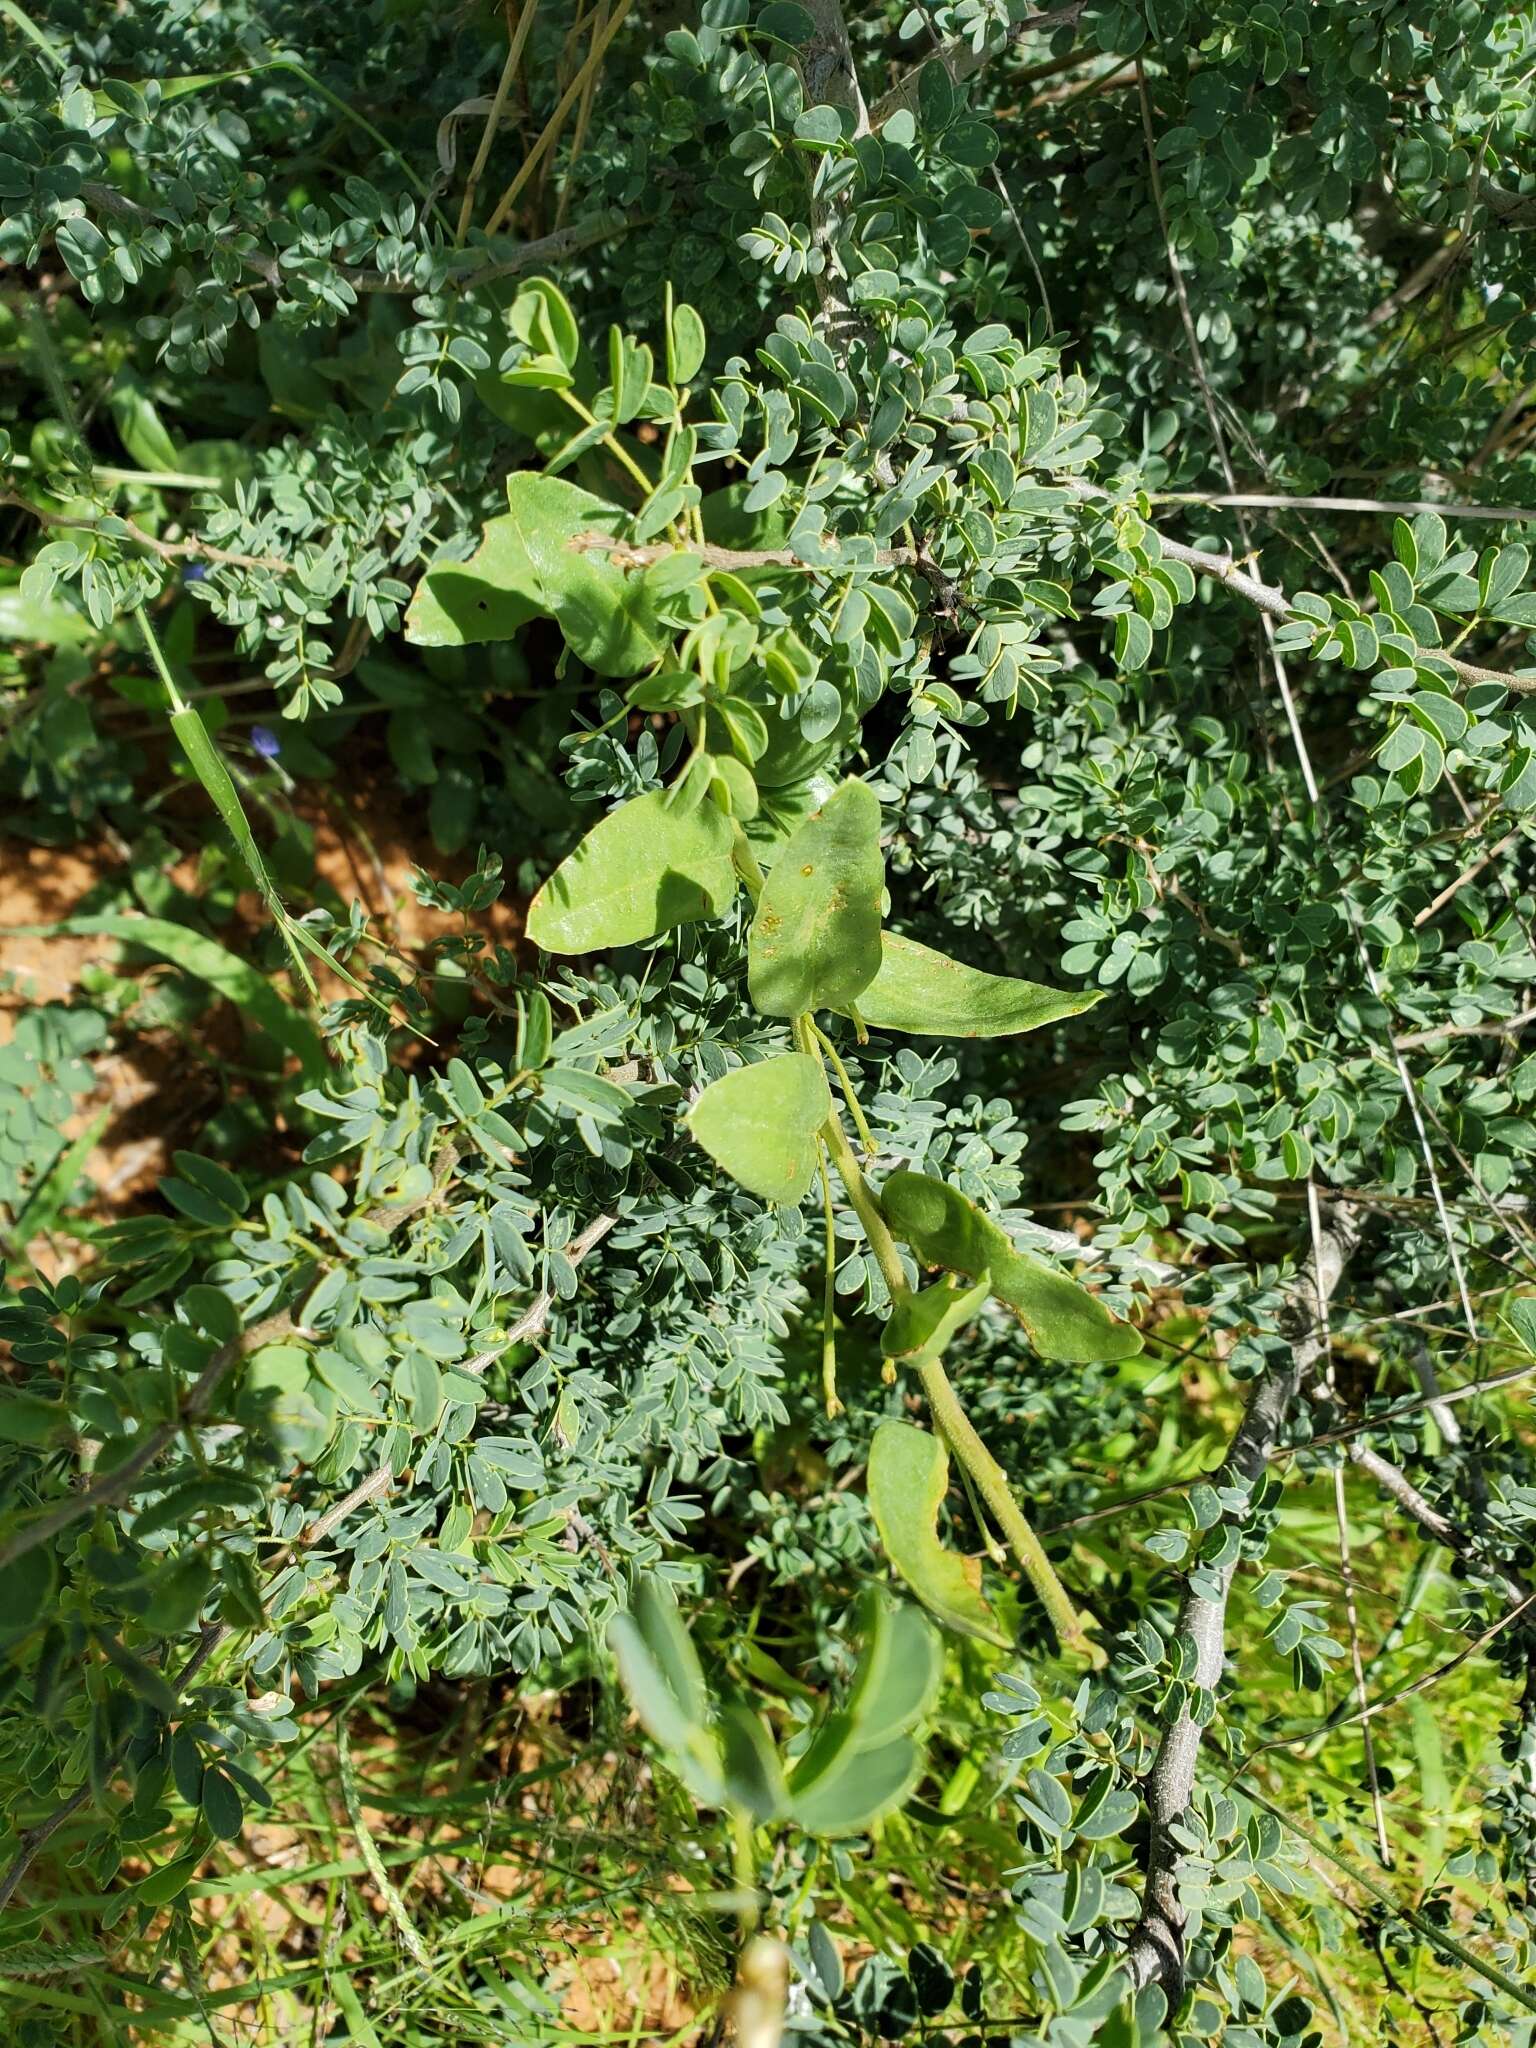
[807,1031,1097,1662]
[731,823,766,905]
[557,390,654,496]
[811,1019,875,1157]
[915,1348,1097,1662]
[731,1807,759,1937]
[816,1143,842,1419]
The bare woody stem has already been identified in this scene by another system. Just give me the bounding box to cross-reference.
[1123,1199,1364,1996]
[807,1038,1096,1660]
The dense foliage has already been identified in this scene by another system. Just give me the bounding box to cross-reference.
[3,0,1536,2042]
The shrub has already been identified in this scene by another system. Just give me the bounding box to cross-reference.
[2,1,1535,2040]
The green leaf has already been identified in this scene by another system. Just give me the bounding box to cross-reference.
[786,1730,924,1836]
[844,1595,942,1748]
[525,787,737,952]
[667,301,707,386]
[609,1589,725,1805]
[0,1394,70,1445]
[43,915,325,1077]
[687,1053,831,1204]
[632,1577,710,1727]
[719,1702,789,1820]
[136,1853,202,1907]
[867,1421,1007,1646]
[107,371,180,472]
[855,933,1103,1038]
[880,1172,1143,1362]
[200,1767,244,1841]
[880,1271,991,1362]
[747,780,884,1017]
[8,1548,55,1629]
[405,474,667,676]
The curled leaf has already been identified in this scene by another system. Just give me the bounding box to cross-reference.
[881,1172,1142,1363]
[867,1421,1008,1647]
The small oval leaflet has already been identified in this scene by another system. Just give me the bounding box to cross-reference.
[526,787,737,953]
[686,1052,831,1204]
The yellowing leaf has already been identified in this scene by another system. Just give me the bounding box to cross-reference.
[525,789,737,953]
[857,933,1103,1039]
[880,1171,1142,1363]
[687,1053,830,1203]
[867,1422,1007,1646]
[747,779,883,1018]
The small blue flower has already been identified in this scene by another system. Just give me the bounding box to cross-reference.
[183,562,209,584]
[251,725,281,760]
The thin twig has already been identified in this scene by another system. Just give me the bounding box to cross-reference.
[870,2,1085,126]
[1391,1003,1536,1051]
[482,0,634,235]
[1,490,289,573]
[1156,490,1536,524]
[1413,827,1525,928]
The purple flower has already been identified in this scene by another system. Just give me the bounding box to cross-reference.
[251,725,281,760]
[183,562,209,583]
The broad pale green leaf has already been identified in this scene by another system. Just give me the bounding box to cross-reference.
[609,1614,725,1804]
[631,1577,710,1728]
[880,1171,1143,1363]
[405,474,666,676]
[786,1730,924,1836]
[747,779,884,1017]
[844,1595,942,1749]
[525,789,737,952]
[856,933,1103,1039]
[880,1271,991,1362]
[867,1421,1007,1646]
[719,1702,789,1821]
[686,1053,830,1204]
[0,586,100,647]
